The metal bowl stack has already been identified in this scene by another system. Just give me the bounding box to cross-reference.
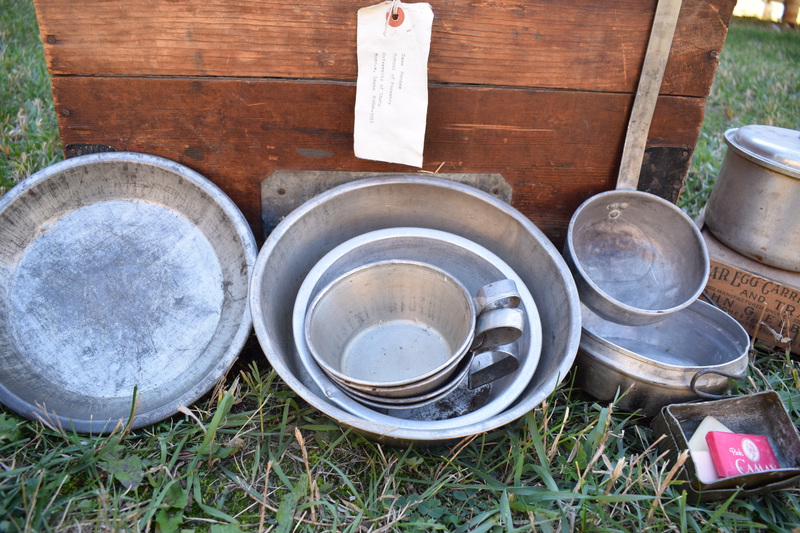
[298,235,536,417]
[302,259,480,409]
[291,226,543,424]
[250,176,582,446]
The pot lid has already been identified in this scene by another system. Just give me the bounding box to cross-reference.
[725,125,800,178]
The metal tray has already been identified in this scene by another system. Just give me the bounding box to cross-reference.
[652,391,800,501]
[0,152,257,433]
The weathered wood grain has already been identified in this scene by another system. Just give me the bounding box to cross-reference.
[34,0,735,96]
[52,76,705,245]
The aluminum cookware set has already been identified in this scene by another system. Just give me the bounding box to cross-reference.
[300,255,527,411]
[250,176,580,445]
[2,126,795,439]
[565,185,751,414]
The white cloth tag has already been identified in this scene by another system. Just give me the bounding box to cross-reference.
[353,1,433,168]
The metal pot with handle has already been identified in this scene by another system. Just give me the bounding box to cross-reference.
[704,125,800,272]
[563,0,709,326]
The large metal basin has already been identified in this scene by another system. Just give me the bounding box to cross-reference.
[0,152,257,433]
[250,175,581,445]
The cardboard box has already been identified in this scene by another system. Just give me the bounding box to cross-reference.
[702,228,800,355]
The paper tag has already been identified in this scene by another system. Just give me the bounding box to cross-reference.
[353,1,433,167]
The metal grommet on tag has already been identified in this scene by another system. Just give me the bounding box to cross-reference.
[387,6,404,27]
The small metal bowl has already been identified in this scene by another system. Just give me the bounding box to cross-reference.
[564,190,709,325]
[575,299,750,416]
[304,260,476,391]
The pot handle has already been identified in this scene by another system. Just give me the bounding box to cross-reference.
[689,368,748,400]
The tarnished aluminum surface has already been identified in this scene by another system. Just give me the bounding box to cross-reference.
[704,126,800,272]
[723,125,800,178]
[250,177,580,445]
[260,170,513,238]
[340,361,472,410]
[304,260,476,390]
[474,279,521,315]
[564,189,709,326]
[292,227,540,424]
[468,344,520,390]
[575,299,749,416]
[0,153,257,433]
[472,307,525,351]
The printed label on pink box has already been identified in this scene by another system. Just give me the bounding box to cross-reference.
[706,431,781,478]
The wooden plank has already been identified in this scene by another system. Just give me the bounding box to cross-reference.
[51,76,705,245]
[35,0,735,96]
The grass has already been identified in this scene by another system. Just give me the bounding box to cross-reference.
[0,0,60,194]
[2,1,800,531]
[680,16,800,217]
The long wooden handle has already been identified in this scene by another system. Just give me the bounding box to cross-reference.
[616,0,683,191]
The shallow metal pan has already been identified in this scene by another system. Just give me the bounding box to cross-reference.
[0,152,257,433]
[575,299,749,416]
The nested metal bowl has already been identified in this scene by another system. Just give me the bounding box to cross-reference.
[304,260,476,391]
[564,190,709,325]
[293,226,539,422]
[341,360,473,410]
[0,152,257,433]
[250,176,581,445]
[575,299,750,416]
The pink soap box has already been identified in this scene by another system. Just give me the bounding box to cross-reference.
[706,431,781,478]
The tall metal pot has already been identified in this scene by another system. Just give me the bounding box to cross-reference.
[704,125,800,272]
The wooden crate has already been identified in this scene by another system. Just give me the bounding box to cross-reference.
[33,0,736,244]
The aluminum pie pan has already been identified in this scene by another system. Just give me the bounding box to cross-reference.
[251,176,580,445]
[0,152,257,433]
[291,226,541,427]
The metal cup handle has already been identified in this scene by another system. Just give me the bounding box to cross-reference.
[468,345,520,389]
[474,279,521,315]
[470,307,525,352]
[689,368,748,400]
